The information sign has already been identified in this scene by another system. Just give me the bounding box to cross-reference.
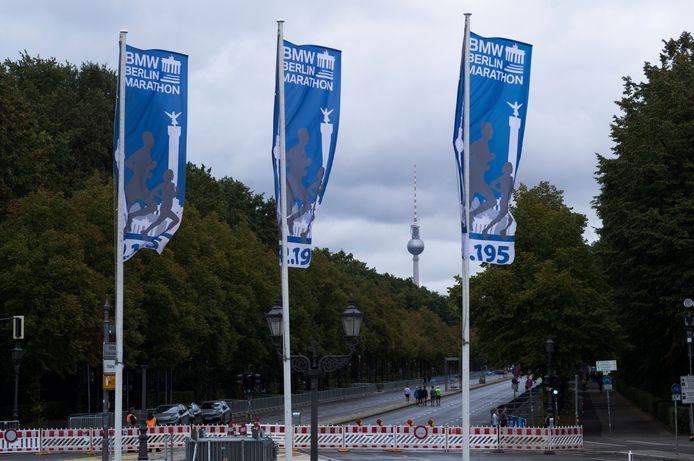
[103,359,116,374]
[103,373,116,391]
[103,342,116,360]
[680,376,694,404]
[596,360,617,373]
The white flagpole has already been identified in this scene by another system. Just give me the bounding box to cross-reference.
[277,19,294,461]
[462,13,471,461]
[114,29,127,461]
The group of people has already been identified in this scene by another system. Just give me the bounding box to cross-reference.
[126,408,157,427]
[490,407,509,427]
[404,385,442,406]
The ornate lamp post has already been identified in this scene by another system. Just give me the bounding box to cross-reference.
[545,339,555,423]
[267,299,363,461]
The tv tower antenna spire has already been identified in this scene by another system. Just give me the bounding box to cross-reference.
[407,165,424,286]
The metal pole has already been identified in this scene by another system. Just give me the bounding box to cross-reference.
[574,374,578,424]
[138,365,148,460]
[675,399,679,455]
[461,13,472,461]
[310,372,319,461]
[103,299,111,461]
[277,19,293,461]
[688,336,693,438]
[606,389,612,433]
[88,365,92,414]
[12,347,21,420]
[114,29,128,461]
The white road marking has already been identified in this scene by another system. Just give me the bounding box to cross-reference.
[583,440,627,447]
[625,439,671,446]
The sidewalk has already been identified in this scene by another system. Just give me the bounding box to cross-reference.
[581,379,694,460]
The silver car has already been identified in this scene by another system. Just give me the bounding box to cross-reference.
[200,400,231,424]
[153,403,191,425]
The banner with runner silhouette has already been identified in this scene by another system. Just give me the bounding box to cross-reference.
[272,40,341,268]
[453,33,532,265]
[115,45,188,261]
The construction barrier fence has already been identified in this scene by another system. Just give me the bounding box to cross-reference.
[0,424,582,453]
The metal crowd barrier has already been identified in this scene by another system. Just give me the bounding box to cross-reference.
[0,423,582,453]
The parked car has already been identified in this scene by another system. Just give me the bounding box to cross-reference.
[200,400,231,424]
[153,403,191,425]
[188,402,202,424]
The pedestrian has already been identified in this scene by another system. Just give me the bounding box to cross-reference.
[430,385,436,405]
[435,386,442,406]
[422,386,429,406]
[126,407,138,426]
[525,376,533,391]
[404,385,411,403]
[499,407,508,427]
[491,408,500,426]
[146,412,157,427]
[414,386,421,405]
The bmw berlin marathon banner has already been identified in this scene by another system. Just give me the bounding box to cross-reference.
[116,45,188,261]
[454,33,532,265]
[272,41,341,268]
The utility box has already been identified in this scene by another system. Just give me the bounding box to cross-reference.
[186,435,277,461]
[291,412,301,426]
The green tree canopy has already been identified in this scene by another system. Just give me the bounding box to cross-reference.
[594,32,694,394]
[451,182,624,377]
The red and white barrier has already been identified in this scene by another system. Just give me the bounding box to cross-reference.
[0,429,41,452]
[0,424,583,453]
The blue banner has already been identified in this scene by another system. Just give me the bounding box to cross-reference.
[272,40,341,268]
[115,45,188,261]
[453,33,532,265]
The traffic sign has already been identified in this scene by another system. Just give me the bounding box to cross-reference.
[103,359,116,374]
[596,360,617,373]
[674,394,682,401]
[681,376,694,403]
[103,342,116,360]
[603,376,612,385]
[673,383,682,394]
[103,373,116,391]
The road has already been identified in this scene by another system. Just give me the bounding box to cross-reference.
[258,374,517,426]
[359,378,532,426]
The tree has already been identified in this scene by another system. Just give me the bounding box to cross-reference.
[594,32,694,394]
[450,182,624,377]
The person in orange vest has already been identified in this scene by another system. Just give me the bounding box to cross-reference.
[126,408,138,426]
[146,412,157,427]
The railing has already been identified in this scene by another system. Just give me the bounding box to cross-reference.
[227,378,421,418]
[0,423,583,453]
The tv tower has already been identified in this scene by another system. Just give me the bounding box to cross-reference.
[407,165,424,286]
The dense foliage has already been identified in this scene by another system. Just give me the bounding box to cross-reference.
[594,32,694,394]
[450,182,624,378]
[0,54,458,422]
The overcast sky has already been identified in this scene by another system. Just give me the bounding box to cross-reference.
[3,1,692,294]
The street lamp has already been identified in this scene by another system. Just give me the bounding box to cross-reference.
[11,342,24,421]
[683,298,694,439]
[545,339,555,424]
[266,299,363,461]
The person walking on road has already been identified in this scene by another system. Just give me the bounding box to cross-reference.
[422,386,429,406]
[491,408,500,426]
[435,386,442,406]
[404,385,411,403]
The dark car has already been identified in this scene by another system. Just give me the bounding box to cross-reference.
[153,403,191,425]
[188,402,202,424]
[200,400,231,423]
